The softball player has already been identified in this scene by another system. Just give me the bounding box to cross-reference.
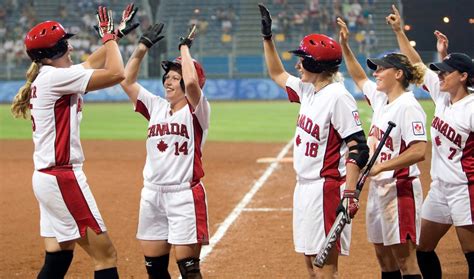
[10,5,137,278]
[259,4,369,277]
[387,5,474,278]
[338,17,427,279]
[120,23,210,279]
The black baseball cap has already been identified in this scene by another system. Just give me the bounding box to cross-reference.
[429,53,474,76]
[367,53,412,79]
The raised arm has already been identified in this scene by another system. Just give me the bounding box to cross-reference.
[120,23,165,105]
[83,3,139,70]
[386,4,423,64]
[259,3,289,88]
[178,25,202,108]
[85,6,125,92]
[337,17,368,91]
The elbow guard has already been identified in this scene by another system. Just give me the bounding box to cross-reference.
[345,131,369,169]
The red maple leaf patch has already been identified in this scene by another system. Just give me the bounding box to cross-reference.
[157,140,168,152]
[296,135,301,146]
[434,136,442,146]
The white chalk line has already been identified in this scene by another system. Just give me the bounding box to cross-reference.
[242,207,292,212]
[200,139,293,262]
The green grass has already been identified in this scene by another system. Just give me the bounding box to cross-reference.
[0,100,435,142]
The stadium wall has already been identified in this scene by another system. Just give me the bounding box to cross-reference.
[0,78,429,103]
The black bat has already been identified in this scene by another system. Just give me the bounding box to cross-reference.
[313,121,396,268]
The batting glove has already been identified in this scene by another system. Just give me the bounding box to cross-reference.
[116,3,140,38]
[336,189,360,223]
[258,3,272,40]
[96,6,116,44]
[178,24,196,50]
[139,23,165,48]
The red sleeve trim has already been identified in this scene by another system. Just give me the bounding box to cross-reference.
[135,100,150,121]
[285,86,301,103]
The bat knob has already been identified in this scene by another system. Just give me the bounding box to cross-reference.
[313,255,326,268]
[388,121,396,127]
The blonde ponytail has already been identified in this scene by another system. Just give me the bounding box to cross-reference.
[11,62,40,119]
[410,62,426,86]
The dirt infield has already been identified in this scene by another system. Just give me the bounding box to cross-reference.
[0,140,467,278]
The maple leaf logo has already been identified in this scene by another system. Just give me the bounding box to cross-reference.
[296,135,301,146]
[157,140,168,152]
[435,136,442,146]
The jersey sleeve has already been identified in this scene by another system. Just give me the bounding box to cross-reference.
[134,85,165,121]
[400,102,427,145]
[470,102,474,132]
[422,67,447,102]
[362,79,387,111]
[50,64,94,95]
[192,91,211,131]
[285,75,314,104]
[332,90,364,139]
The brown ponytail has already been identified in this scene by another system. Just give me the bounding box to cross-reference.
[11,62,40,119]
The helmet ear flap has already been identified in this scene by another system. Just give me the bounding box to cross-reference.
[302,57,324,73]
[301,56,341,74]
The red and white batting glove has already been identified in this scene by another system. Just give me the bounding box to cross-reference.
[115,3,139,38]
[96,6,116,44]
[336,190,360,223]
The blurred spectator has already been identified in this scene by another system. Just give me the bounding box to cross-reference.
[221,19,232,33]
[81,13,95,30]
[77,0,95,13]
[355,30,366,54]
[365,30,378,56]
[212,7,225,21]
[19,5,36,30]
[214,4,238,34]
[188,9,199,28]
[319,7,330,33]
[0,7,6,22]
[4,0,18,15]
[58,5,68,21]
[307,0,320,34]
[350,0,363,18]
[293,10,307,36]
[0,20,6,42]
[221,33,232,45]
[139,13,151,32]
[277,10,292,40]
[197,17,209,35]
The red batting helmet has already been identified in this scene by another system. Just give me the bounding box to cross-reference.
[24,21,74,61]
[161,57,206,89]
[289,34,342,73]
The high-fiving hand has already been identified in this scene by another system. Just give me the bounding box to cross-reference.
[116,3,140,38]
[434,30,449,57]
[336,17,349,45]
[258,3,272,40]
[96,6,116,44]
[179,24,197,50]
[139,23,165,48]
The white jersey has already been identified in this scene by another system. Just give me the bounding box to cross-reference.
[285,75,363,181]
[362,80,427,181]
[29,64,94,170]
[422,69,474,185]
[135,85,210,188]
